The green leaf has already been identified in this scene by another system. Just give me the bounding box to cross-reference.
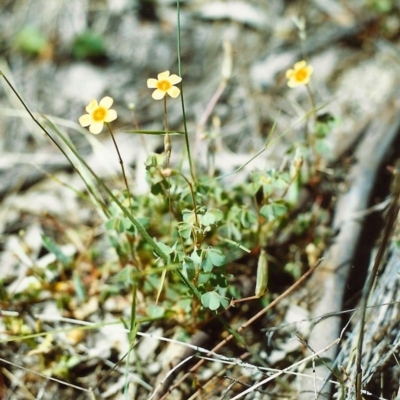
[201,248,225,272]
[105,217,132,233]
[198,271,211,285]
[155,242,174,262]
[201,291,229,310]
[219,222,242,241]
[239,207,257,229]
[136,217,150,229]
[210,273,228,288]
[14,27,48,56]
[190,249,202,267]
[182,210,197,225]
[72,31,106,60]
[107,265,135,286]
[207,248,226,266]
[147,304,165,319]
[151,179,170,195]
[201,253,213,272]
[199,209,223,227]
[73,271,86,302]
[41,235,72,266]
[260,202,288,221]
[177,222,192,240]
[182,257,195,280]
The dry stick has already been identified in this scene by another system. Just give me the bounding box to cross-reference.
[298,94,400,400]
[355,165,400,400]
[156,262,319,400]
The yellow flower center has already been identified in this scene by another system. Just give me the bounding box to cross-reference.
[157,80,171,91]
[295,68,308,82]
[92,107,107,122]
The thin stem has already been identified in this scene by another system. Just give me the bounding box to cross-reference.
[305,84,319,175]
[306,84,317,122]
[163,96,171,168]
[176,0,195,183]
[106,123,136,264]
[177,172,199,228]
[106,123,133,212]
[163,96,168,132]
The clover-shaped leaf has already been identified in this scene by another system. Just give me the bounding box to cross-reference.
[105,217,132,233]
[260,202,288,222]
[201,291,229,311]
[177,222,192,240]
[208,248,226,266]
[199,209,223,227]
[201,248,226,272]
[182,257,196,280]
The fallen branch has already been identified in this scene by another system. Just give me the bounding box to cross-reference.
[298,91,400,399]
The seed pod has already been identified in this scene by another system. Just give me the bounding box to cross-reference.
[255,249,268,297]
[221,40,232,81]
[290,147,303,179]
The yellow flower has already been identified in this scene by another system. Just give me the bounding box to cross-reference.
[79,96,117,134]
[147,70,182,100]
[286,60,313,88]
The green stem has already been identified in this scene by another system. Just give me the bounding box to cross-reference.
[163,96,171,168]
[176,0,195,183]
[177,171,199,227]
[163,96,168,132]
[306,84,317,122]
[305,84,319,174]
[106,123,133,211]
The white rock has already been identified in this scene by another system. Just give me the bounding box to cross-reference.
[197,2,268,30]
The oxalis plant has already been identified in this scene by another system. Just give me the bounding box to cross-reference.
[0,4,335,396]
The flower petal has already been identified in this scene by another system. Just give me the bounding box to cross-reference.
[152,89,166,100]
[285,69,295,79]
[287,80,299,88]
[79,114,92,127]
[157,71,170,80]
[167,86,180,98]
[100,96,113,109]
[294,60,307,70]
[105,109,117,122]
[168,74,182,85]
[86,99,98,113]
[147,78,158,88]
[89,122,104,134]
[305,65,314,75]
